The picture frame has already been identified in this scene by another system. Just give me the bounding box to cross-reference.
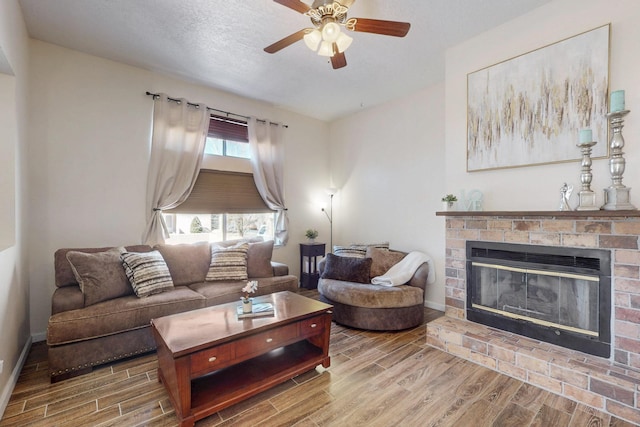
[467,24,610,172]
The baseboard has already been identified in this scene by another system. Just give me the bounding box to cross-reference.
[424,300,445,312]
[0,336,32,419]
[31,331,46,343]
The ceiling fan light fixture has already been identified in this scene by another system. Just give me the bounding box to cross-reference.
[317,40,334,57]
[321,21,341,43]
[303,29,322,51]
[335,31,353,53]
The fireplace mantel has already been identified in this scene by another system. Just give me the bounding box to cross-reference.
[436,210,640,218]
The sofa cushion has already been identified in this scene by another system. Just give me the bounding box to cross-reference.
[47,286,205,345]
[155,241,211,286]
[121,250,174,297]
[247,240,275,278]
[189,275,298,307]
[66,248,133,306]
[367,247,407,278]
[321,253,372,284]
[206,242,249,281]
[318,278,424,309]
[55,245,153,288]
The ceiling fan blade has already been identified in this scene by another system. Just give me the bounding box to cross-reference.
[264,29,309,54]
[273,0,311,14]
[347,18,411,37]
[331,48,347,70]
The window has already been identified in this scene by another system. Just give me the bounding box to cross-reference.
[163,212,275,245]
[205,115,250,159]
[162,116,276,245]
[204,137,250,158]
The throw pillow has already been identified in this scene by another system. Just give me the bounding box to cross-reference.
[367,247,407,278]
[120,250,174,297]
[333,242,390,258]
[332,245,367,258]
[351,241,390,251]
[155,241,210,286]
[66,248,133,306]
[247,240,275,278]
[206,242,249,281]
[320,253,372,284]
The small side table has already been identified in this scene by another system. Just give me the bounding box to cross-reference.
[299,243,326,289]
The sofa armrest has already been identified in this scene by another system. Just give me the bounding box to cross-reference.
[271,261,289,276]
[51,285,84,314]
[406,262,429,291]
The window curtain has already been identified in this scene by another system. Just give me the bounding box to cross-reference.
[141,94,209,245]
[248,117,289,245]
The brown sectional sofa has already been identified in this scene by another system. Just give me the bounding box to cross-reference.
[47,239,298,382]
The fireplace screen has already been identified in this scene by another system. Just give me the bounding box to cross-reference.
[466,241,611,357]
[471,262,599,336]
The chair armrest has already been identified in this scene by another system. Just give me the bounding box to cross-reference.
[406,262,429,290]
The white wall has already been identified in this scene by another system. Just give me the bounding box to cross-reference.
[327,0,640,311]
[446,0,640,210]
[0,0,30,417]
[329,83,447,309]
[27,41,330,336]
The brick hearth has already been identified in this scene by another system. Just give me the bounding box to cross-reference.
[427,212,640,424]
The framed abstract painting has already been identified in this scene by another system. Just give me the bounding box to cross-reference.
[467,24,610,172]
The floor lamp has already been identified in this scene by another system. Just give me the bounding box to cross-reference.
[321,187,337,252]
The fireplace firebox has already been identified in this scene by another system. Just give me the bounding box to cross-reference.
[466,241,611,357]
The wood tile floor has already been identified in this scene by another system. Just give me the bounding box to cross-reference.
[1,290,636,426]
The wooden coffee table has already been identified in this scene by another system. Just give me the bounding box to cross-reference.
[151,291,333,427]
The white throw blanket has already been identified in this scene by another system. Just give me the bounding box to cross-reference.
[371,251,436,287]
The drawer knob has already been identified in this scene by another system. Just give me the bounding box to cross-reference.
[208,356,217,363]
[266,338,273,343]
[310,323,317,328]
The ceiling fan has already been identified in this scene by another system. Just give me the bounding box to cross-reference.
[264,0,411,70]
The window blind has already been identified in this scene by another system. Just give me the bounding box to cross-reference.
[208,115,248,142]
[165,169,271,214]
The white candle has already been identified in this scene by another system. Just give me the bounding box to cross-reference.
[611,90,625,112]
[579,128,592,144]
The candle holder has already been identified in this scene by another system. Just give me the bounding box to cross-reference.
[602,110,636,210]
[576,140,599,210]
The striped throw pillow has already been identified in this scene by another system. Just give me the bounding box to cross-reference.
[120,250,173,297]
[333,242,390,258]
[333,245,367,258]
[206,243,249,281]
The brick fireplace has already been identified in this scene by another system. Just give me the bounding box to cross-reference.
[426,211,640,424]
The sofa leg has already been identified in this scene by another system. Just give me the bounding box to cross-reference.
[50,367,93,383]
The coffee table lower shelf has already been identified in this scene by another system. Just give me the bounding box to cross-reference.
[158,340,328,426]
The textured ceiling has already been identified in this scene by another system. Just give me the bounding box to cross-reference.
[18,0,552,121]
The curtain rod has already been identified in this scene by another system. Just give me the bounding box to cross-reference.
[145,91,288,128]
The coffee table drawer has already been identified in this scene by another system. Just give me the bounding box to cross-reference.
[190,343,235,377]
[299,315,326,338]
[236,323,298,358]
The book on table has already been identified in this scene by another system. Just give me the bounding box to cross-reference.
[237,302,274,319]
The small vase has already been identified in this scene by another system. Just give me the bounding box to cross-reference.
[242,298,253,313]
[443,201,456,211]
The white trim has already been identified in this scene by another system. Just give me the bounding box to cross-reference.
[425,300,445,312]
[0,337,31,420]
